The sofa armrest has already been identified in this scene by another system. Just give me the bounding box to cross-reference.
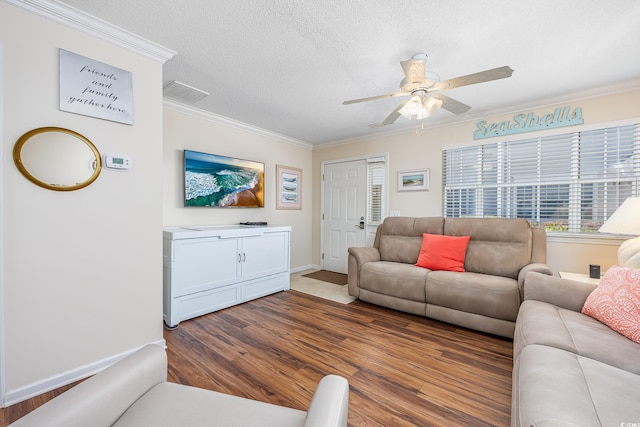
[10,344,167,427]
[347,247,380,296]
[347,247,380,265]
[517,263,553,300]
[304,375,349,427]
[523,271,597,312]
[530,227,548,264]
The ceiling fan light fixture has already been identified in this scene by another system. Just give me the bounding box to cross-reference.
[398,95,423,119]
[422,96,443,116]
[399,93,443,120]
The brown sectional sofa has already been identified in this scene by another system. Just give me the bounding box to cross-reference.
[347,216,552,338]
[513,272,640,426]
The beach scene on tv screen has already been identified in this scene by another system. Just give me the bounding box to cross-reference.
[184,150,264,207]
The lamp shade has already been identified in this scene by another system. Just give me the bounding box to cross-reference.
[598,197,640,235]
[599,197,640,268]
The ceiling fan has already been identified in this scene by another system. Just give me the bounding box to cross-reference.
[343,53,514,127]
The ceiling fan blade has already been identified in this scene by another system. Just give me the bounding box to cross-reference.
[369,99,409,127]
[431,66,513,91]
[343,91,408,105]
[432,94,471,115]
[400,59,427,88]
[382,100,408,125]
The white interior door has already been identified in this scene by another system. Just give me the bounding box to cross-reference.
[322,160,367,273]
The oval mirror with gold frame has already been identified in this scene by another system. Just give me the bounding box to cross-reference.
[13,127,102,191]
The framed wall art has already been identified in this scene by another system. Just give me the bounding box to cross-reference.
[59,49,133,125]
[276,165,302,210]
[398,169,429,192]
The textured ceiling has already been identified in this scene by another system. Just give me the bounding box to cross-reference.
[59,0,640,145]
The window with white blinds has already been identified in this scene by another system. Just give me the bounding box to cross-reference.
[367,159,386,225]
[443,123,640,233]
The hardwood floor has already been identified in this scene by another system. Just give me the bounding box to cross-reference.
[1,290,514,426]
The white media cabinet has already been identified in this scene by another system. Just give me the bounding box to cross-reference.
[163,225,291,328]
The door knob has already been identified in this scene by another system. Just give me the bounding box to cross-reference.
[358,216,365,230]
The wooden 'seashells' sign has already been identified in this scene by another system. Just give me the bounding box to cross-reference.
[59,49,133,125]
[474,106,583,140]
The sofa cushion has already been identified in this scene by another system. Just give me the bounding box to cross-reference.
[444,218,532,279]
[378,217,444,263]
[415,234,470,272]
[512,344,640,427]
[425,271,520,321]
[514,300,640,375]
[360,261,428,302]
[582,266,640,343]
[114,382,306,427]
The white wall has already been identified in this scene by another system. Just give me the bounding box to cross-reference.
[312,89,640,274]
[162,105,314,271]
[1,3,165,403]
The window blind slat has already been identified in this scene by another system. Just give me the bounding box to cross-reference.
[443,123,640,233]
[367,161,385,225]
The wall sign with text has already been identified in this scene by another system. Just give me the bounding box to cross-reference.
[473,106,583,140]
[59,49,133,125]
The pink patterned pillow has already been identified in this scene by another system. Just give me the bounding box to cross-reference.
[582,266,640,343]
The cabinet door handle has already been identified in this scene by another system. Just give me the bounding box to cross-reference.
[238,253,241,263]
[243,253,246,262]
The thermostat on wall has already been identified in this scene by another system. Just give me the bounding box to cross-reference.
[104,154,132,171]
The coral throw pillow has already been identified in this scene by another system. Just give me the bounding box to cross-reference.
[415,233,471,272]
[582,266,640,343]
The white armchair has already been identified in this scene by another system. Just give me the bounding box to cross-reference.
[10,344,349,427]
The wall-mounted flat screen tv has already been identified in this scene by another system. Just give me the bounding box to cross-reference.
[184,149,264,207]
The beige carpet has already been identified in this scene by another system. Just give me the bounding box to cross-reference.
[291,270,356,304]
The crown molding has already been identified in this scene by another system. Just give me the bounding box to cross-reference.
[5,0,176,63]
[163,100,313,150]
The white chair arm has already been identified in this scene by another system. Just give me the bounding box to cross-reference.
[303,375,349,427]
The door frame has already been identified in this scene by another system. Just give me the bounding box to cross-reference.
[0,42,6,407]
[320,153,389,271]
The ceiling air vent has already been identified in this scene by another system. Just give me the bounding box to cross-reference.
[163,80,209,104]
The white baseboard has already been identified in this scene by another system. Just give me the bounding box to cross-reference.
[3,339,166,407]
[290,264,320,273]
